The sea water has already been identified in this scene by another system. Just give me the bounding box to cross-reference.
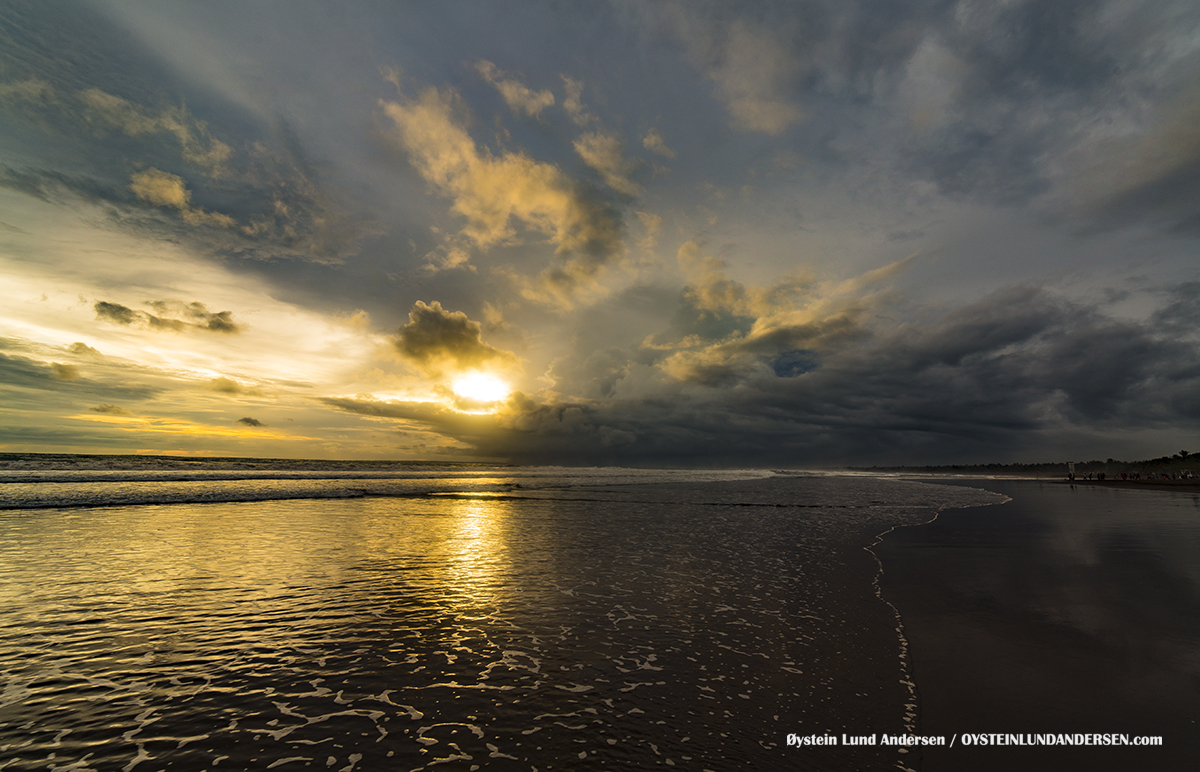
[0,457,1002,771]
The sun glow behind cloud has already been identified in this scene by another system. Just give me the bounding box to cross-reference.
[451,372,510,405]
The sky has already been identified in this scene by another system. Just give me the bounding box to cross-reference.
[2,0,1199,466]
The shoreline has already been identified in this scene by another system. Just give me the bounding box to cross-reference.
[876,478,1198,770]
[890,471,1200,492]
[1052,478,1200,491]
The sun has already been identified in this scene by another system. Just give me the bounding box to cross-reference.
[450,371,511,403]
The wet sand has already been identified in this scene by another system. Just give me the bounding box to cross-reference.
[878,480,1200,771]
[1056,478,1200,492]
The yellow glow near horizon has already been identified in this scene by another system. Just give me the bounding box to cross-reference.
[451,372,510,403]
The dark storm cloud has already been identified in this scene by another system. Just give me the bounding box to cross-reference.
[0,352,81,391]
[1151,282,1200,336]
[330,285,1200,465]
[885,0,1200,223]
[94,300,241,334]
[641,0,1197,219]
[877,0,1124,203]
[834,286,1191,427]
[394,301,516,373]
[939,0,1118,97]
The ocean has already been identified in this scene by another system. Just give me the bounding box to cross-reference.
[0,457,1192,770]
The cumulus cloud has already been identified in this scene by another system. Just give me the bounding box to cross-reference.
[394,300,517,375]
[705,23,801,134]
[146,301,239,333]
[1151,281,1200,336]
[475,61,555,117]
[381,84,625,305]
[708,22,804,135]
[865,0,1196,211]
[94,300,242,334]
[381,86,619,252]
[574,131,641,196]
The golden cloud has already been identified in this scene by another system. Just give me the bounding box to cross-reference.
[129,168,235,227]
[130,167,190,208]
[208,377,265,397]
[475,60,555,116]
[654,245,913,385]
[677,240,810,318]
[381,85,625,307]
[574,131,641,196]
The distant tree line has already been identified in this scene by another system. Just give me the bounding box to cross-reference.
[851,450,1193,475]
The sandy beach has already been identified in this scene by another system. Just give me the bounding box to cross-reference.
[878,479,1199,771]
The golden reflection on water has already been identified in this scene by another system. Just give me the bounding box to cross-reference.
[441,498,510,612]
